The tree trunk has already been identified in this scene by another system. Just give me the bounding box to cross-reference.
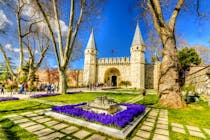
[59,69,67,94]
[27,67,36,86]
[158,32,186,108]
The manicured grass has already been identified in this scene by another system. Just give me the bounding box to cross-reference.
[107,88,144,92]
[168,101,210,129]
[0,100,50,140]
[0,118,37,140]
[38,92,137,104]
[0,100,51,117]
[168,101,210,139]
[137,94,159,105]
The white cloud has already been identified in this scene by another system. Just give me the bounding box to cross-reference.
[5,43,27,53]
[0,10,12,30]
[5,44,40,55]
[21,4,69,37]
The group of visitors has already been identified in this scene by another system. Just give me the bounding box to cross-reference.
[0,82,58,95]
[47,84,55,94]
[0,83,5,94]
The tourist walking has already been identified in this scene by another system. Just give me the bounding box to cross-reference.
[23,82,28,94]
[47,84,51,94]
[51,84,55,94]
[19,83,24,94]
[1,83,5,94]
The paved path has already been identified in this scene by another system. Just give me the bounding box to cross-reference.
[132,109,170,140]
[3,109,108,140]
[2,108,210,140]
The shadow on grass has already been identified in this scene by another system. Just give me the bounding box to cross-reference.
[0,103,51,115]
[0,118,21,140]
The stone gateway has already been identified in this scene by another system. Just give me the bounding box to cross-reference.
[83,23,160,89]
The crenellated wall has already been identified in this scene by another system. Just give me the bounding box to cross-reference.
[97,57,130,65]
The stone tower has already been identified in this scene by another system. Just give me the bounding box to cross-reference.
[130,23,145,89]
[83,29,97,86]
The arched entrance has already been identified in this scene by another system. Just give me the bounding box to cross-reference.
[104,68,120,86]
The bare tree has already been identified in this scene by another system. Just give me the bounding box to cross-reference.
[137,0,209,108]
[146,30,162,63]
[33,0,105,94]
[192,45,210,65]
[0,0,51,84]
[24,30,51,85]
[142,0,210,108]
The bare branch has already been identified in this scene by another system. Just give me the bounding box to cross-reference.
[35,0,61,68]
[168,0,185,31]
[147,0,161,33]
[21,19,44,38]
[64,0,75,60]
[64,3,84,66]
[53,0,64,61]
[0,44,16,79]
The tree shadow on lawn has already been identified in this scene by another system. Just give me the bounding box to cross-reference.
[0,118,37,140]
[0,103,51,115]
[0,118,20,140]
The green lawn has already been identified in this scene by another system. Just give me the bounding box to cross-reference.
[0,91,209,140]
[0,117,38,140]
[0,100,50,140]
[140,93,210,140]
[168,101,210,140]
[0,100,51,117]
[136,94,159,105]
[37,92,137,104]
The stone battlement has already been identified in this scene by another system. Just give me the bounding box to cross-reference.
[97,57,130,65]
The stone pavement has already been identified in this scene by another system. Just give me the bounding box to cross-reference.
[4,109,107,140]
[1,87,209,139]
[132,109,169,140]
[171,123,209,139]
[132,109,210,140]
[3,107,210,140]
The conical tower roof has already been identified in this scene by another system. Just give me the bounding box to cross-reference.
[131,22,144,46]
[86,29,96,50]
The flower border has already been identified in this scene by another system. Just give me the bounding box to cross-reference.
[30,93,60,98]
[52,103,145,128]
[0,97,19,102]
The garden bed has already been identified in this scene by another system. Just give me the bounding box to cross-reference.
[66,91,82,94]
[0,97,19,102]
[30,93,60,98]
[46,103,149,139]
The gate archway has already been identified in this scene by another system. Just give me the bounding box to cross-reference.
[104,68,121,86]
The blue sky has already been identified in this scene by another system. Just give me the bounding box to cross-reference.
[1,0,210,69]
[72,0,210,69]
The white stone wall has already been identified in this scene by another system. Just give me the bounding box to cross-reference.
[97,63,131,85]
[185,66,210,94]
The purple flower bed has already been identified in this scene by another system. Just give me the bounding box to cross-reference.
[0,97,19,102]
[66,91,82,94]
[30,93,60,98]
[52,103,145,128]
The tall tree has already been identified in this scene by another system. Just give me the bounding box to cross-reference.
[138,0,207,108]
[33,0,104,94]
[178,47,201,86]
[149,0,186,108]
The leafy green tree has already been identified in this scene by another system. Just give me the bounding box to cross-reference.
[178,47,201,86]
